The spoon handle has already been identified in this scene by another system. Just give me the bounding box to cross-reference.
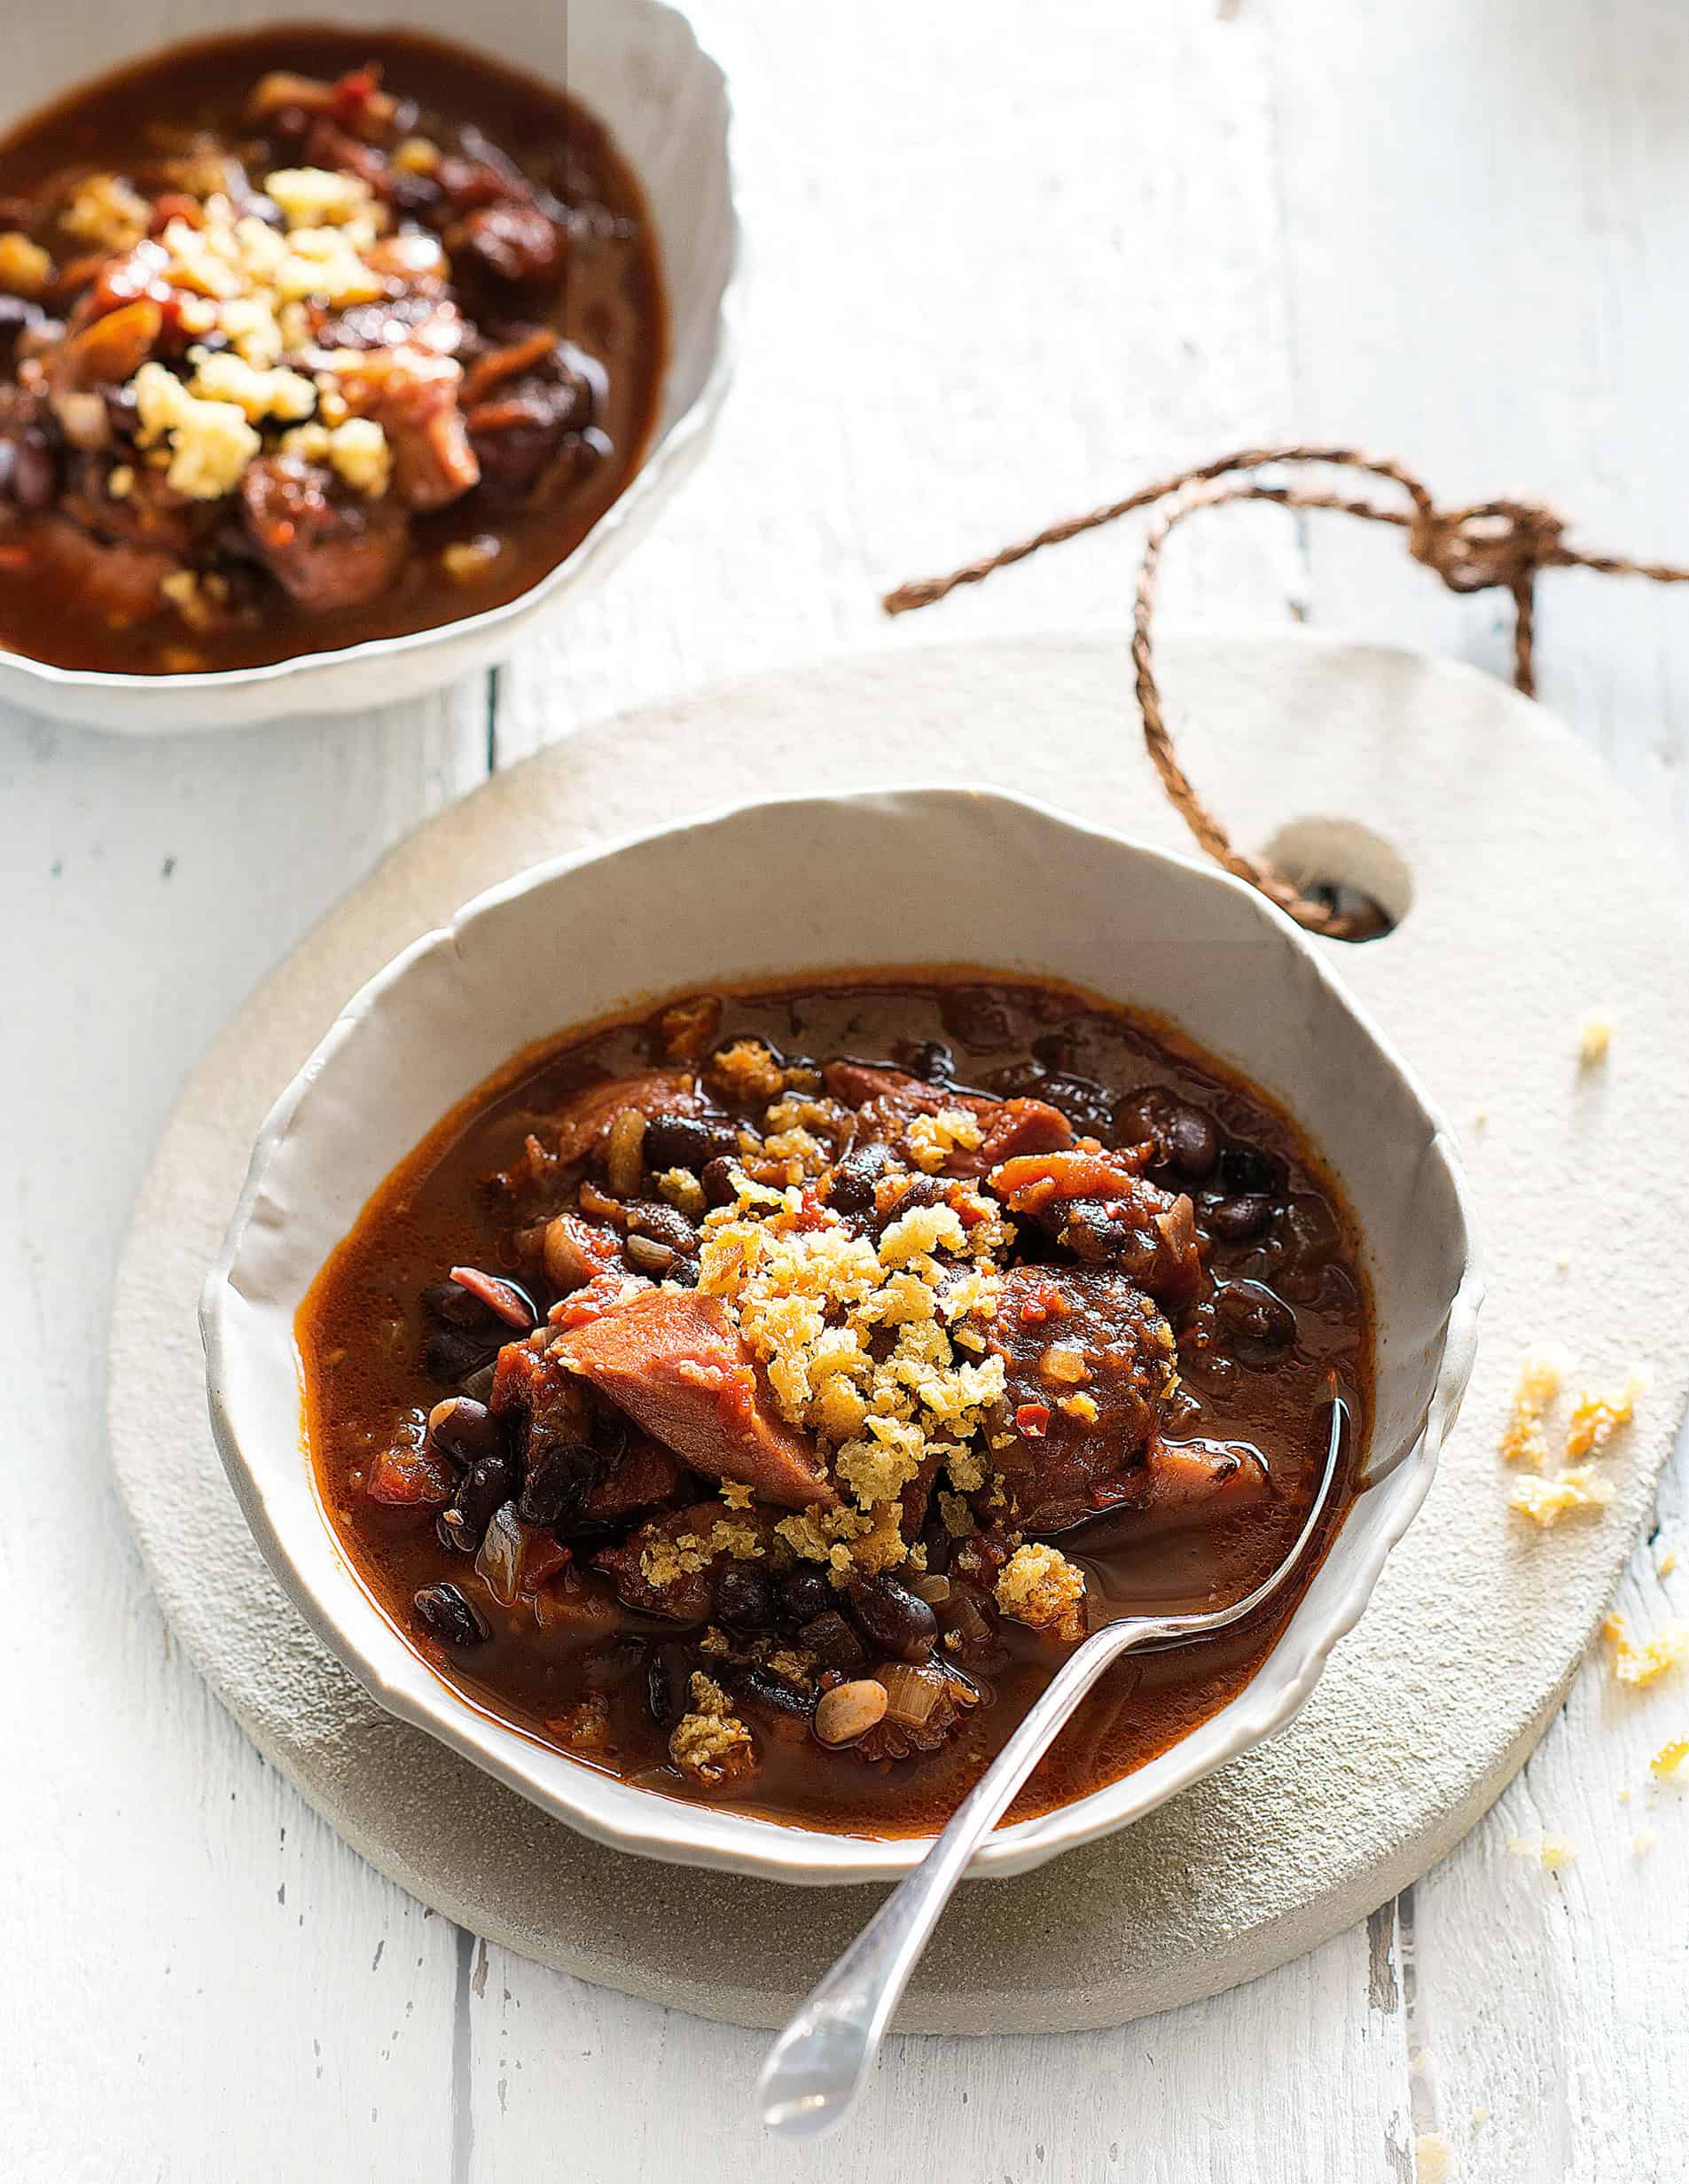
[756,1609,1177,2140]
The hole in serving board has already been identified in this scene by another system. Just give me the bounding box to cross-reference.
[1261,817,1411,942]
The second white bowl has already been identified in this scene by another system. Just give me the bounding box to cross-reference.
[0,0,739,732]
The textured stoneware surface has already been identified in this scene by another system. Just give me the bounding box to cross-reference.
[109,633,1689,2031]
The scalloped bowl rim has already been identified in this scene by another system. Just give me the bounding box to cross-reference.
[200,785,1483,1884]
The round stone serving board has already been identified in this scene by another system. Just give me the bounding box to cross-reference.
[110,632,1689,2033]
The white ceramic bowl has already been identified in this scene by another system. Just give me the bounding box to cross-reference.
[1,0,739,732]
[201,787,1482,1884]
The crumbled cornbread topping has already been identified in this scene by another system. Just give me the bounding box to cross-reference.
[693,1158,1016,1587]
[113,180,406,506]
[263,165,375,228]
[1651,1737,1688,1782]
[995,1542,1087,1641]
[281,416,393,495]
[550,1694,612,1753]
[639,1515,765,1593]
[185,347,317,425]
[131,361,262,499]
[61,173,151,253]
[669,1671,755,1787]
[1601,1613,1689,1689]
[905,1106,985,1173]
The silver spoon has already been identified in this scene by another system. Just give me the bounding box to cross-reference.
[757,1391,1351,2140]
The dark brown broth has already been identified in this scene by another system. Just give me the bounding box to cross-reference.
[300,973,1372,1838]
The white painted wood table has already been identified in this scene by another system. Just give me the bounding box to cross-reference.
[5,4,1686,2177]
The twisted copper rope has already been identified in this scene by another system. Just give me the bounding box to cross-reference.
[883,445,1689,935]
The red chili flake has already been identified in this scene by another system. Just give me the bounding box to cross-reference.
[450,1264,534,1329]
[367,1446,455,1508]
[1015,1403,1052,1439]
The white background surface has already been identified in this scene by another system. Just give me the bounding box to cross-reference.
[5,3,1687,2178]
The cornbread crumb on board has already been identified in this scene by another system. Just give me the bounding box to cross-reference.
[1506,1832,1578,1871]
[1577,1009,1615,1064]
[1499,1350,1643,1527]
[1508,1467,1614,1528]
[1413,2133,1455,2184]
[1650,1738,1689,1783]
[1565,1374,1644,1459]
[1497,1349,1564,1469]
[1601,1613,1689,1689]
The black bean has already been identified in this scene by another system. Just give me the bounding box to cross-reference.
[1164,1106,1219,1180]
[778,1566,833,1624]
[738,1664,815,1726]
[423,1280,500,1332]
[700,1156,740,1209]
[517,1441,592,1528]
[1040,1075,1114,1138]
[10,431,55,511]
[1208,1194,1274,1243]
[450,1452,515,1546]
[627,1202,701,1253]
[987,1059,1111,1123]
[646,1653,679,1728]
[644,1113,738,1171]
[847,1574,938,1661]
[413,1582,489,1648]
[798,1609,867,1671]
[426,1396,505,1472]
[895,1038,955,1086]
[1216,1280,1297,1350]
[1220,1144,1281,1196]
[714,1565,775,1631]
[1114,1084,1174,1152]
[422,1328,501,1385]
[939,988,1013,1053]
[825,1143,895,1217]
